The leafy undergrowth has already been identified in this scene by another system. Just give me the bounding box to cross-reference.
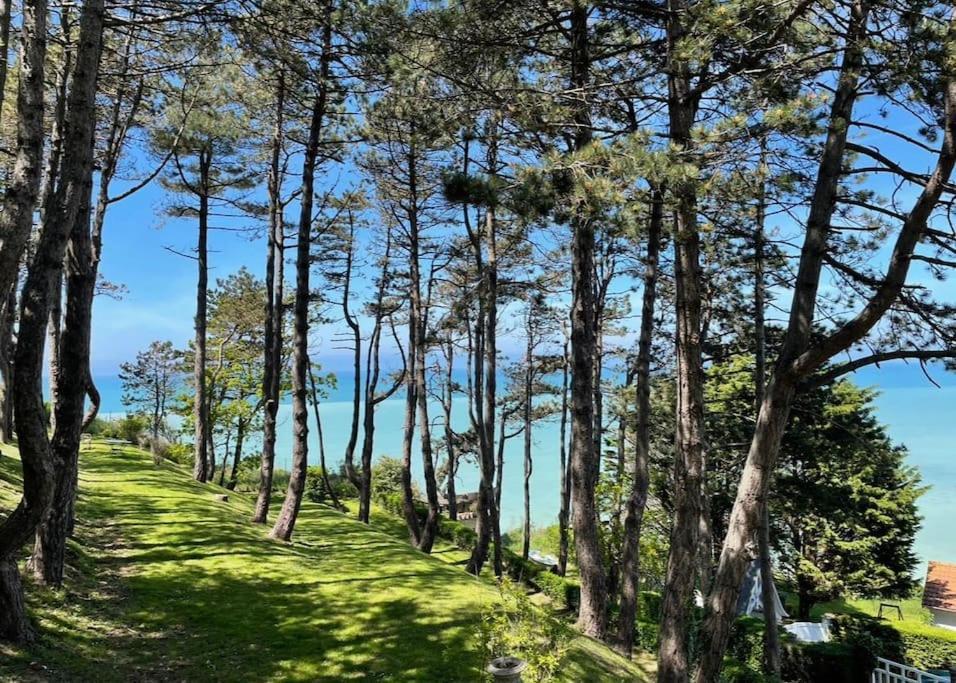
[0,442,653,681]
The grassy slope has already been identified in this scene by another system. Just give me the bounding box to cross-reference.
[0,442,653,682]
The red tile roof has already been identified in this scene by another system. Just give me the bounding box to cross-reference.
[923,562,956,613]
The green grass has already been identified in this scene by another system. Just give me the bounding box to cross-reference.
[0,441,653,681]
[810,596,934,625]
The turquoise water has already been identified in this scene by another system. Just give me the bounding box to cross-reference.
[88,366,955,570]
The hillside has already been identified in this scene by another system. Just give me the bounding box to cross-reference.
[0,442,653,682]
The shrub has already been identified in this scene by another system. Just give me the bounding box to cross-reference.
[780,641,862,683]
[893,619,956,669]
[438,518,477,550]
[164,442,193,466]
[477,578,571,682]
[534,572,580,612]
[828,613,956,670]
[725,617,764,674]
[636,620,659,652]
[638,591,663,623]
[371,455,420,502]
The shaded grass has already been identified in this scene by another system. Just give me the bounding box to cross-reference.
[0,443,652,681]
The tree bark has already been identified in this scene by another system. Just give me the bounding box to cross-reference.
[0,0,48,328]
[753,152,780,678]
[617,184,662,656]
[341,212,362,493]
[309,360,342,510]
[658,0,706,676]
[2,0,102,641]
[226,419,244,491]
[521,309,534,562]
[567,0,607,640]
[556,332,571,576]
[192,146,211,482]
[442,336,457,521]
[0,286,15,444]
[693,3,956,678]
[254,71,286,524]
[358,227,397,523]
[269,0,333,541]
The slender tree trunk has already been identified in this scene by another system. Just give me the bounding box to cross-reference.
[309,360,341,510]
[443,338,457,521]
[692,4,956,678]
[341,214,362,493]
[409,194,440,554]
[192,148,211,482]
[358,227,395,523]
[0,0,12,126]
[658,1,706,675]
[31,176,95,586]
[2,0,102,641]
[253,72,286,523]
[617,185,663,656]
[400,321,422,544]
[270,1,333,541]
[226,420,244,491]
[567,0,606,640]
[0,0,48,331]
[522,313,533,562]
[0,286,15,444]
[557,333,571,576]
[753,153,781,678]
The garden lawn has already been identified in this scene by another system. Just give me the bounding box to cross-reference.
[0,442,653,682]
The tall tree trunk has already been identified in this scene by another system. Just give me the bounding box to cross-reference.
[658,1,706,676]
[192,148,211,482]
[753,152,780,677]
[0,0,48,331]
[567,0,606,640]
[309,360,342,510]
[521,310,534,562]
[253,72,285,523]
[617,185,662,656]
[2,0,102,641]
[442,337,457,521]
[400,320,422,544]
[341,212,362,493]
[30,177,95,586]
[358,226,396,523]
[409,177,440,554]
[0,0,12,126]
[0,286,15,445]
[693,3,956,678]
[226,419,244,491]
[270,0,333,541]
[556,332,571,576]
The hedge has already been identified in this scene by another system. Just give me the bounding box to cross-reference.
[833,614,956,670]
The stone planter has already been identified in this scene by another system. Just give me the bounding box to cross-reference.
[486,656,527,682]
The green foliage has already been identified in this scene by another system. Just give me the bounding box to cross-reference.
[829,613,956,670]
[163,442,193,466]
[438,517,478,550]
[534,572,580,612]
[704,356,924,616]
[305,466,355,504]
[97,415,151,443]
[370,455,418,502]
[478,578,571,682]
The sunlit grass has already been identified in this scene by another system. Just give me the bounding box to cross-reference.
[0,442,653,681]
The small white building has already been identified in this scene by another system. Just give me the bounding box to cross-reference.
[923,561,956,631]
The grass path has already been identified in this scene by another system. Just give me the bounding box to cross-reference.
[0,443,653,681]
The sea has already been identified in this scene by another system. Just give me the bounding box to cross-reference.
[88,363,956,575]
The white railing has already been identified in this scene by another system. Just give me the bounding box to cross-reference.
[871,657,949,683]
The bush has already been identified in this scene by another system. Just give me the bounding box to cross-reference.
[780,641,862,683]
[438,518,477,550]
[636,620,659,652]
[827,613,956,670]
[371,455,420,502]
[477,578,571,682]
[305,466,355,504]
[98,414,150,443]
[893,619,956,669]
[534,572,580,611]
[164,442,193,466]
[725,617,764,674]
[639,591,663,623]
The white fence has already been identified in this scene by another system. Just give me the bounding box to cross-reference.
[871,657,949,683]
